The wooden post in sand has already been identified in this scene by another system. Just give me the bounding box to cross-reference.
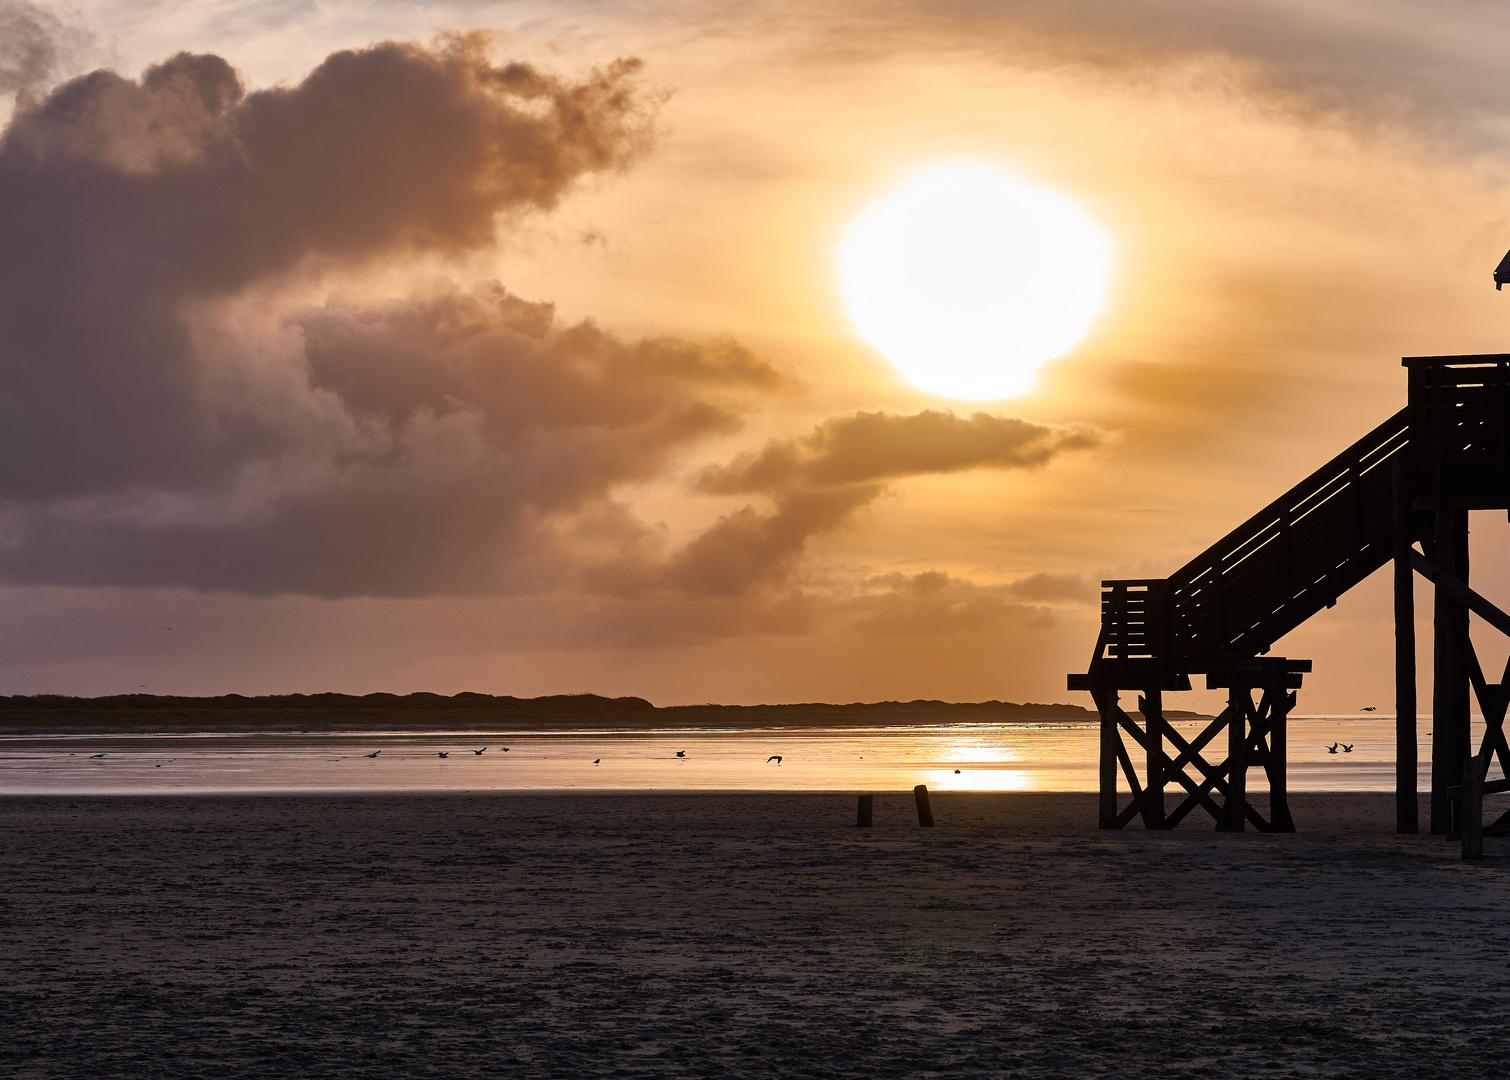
[914,784,935,827]
[856,794,873,827]
[1393,457,1419,834]
[1139,692,1166,829]
[1218,687,1249,833]
[1463,753,1486,861]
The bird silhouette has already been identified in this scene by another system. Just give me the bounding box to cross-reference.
[365,751,381,758]
[676,750,686,758]
[474,747,487,755]
[89,753,106,758]
[438,752,448,758]
[593,758,600,765]
[500,747,509,752]
[1361,706,1377,712]
[1342,744,1354,753]
[767,755,782,764]
[1327,743,1339,754]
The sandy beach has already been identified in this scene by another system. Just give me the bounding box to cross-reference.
[3,791,1508,1078]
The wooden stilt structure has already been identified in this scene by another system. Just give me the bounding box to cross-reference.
[1072,355,1510,834]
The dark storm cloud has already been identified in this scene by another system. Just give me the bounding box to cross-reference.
[0,281,781,595]
[0,0,81,94]
[0,37,744,596]
[0,37,651,500]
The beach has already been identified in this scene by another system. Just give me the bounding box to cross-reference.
[3,791,1507,1078]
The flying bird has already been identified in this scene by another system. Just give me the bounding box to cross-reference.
[1361,706,1377,712]
[438,752,448,758]
[676,750,686,758]
[1327,743,1339,754]
[365,751,381,758]
[89,753,106,758]
[500,747,509,752]
[767,755,782,764]
[474,747,487,755]
[1342,744,1354,753]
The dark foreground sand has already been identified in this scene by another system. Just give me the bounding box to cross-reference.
[3,792,1508,1079]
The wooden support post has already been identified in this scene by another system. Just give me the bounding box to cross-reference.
[1219,687,1249,832]
[914,784,934,827]
[1463,753,1486,860]
[1431,510,1471,835]
[1394,458,1419,834]
[1140,691,1166,829]
[1096,688,1118,829]
[1268,689,1296,833]
[856,794,873,828]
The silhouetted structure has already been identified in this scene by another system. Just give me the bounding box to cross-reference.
[1070,354,1510,834]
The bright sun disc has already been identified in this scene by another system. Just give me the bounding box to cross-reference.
[838,164,1112,399]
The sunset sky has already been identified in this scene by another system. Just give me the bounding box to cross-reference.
[3,0,1510,710]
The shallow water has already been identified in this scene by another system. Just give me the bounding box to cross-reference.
[0,715,1483,794]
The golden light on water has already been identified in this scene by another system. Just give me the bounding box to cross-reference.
[925,768,1032,791]
[837,164,1112,399]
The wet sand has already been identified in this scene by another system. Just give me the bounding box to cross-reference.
[2,791,1508,1078]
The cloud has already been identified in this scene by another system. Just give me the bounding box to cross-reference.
[0,0,82,95]
[638,412,1098,599]
[0,38,759,597]
[0,33,1096,626]
[847,571,1060,636]
[695,409,1099,494]
[0,37,652,499]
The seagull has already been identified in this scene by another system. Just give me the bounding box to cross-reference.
[1361,706,1377,712]
[365,751,381,758]
[89,753,106,758]
[767,755,782,764]
[474,747,487,755]
[438,752,448,758]
[593,758,600,765]
[1327,743,1339,754]
[1342,744,1354,753]
[676,750,686,758]
[500,748,509,752]
[954,769,961,774]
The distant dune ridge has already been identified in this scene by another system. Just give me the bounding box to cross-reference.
[0,692,1209,732]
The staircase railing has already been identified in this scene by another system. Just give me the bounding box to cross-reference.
[1093,408,1410,670]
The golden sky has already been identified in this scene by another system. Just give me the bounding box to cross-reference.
[2,0,1510,708]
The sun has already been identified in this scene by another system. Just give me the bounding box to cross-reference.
[838,164,1112,400]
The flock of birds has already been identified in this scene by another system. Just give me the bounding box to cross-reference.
[79,711,1391,769]
[353,747,788,766]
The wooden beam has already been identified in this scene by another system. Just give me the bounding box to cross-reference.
[1114,731,1143,798]
[1220,686,1251,832]
[1095,689,1119,829]
[1410,548,1510,637]
[1394,457,1418,834]
[1140,692,1167,829]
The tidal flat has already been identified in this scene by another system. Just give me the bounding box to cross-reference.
[2,792,1506,1078]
